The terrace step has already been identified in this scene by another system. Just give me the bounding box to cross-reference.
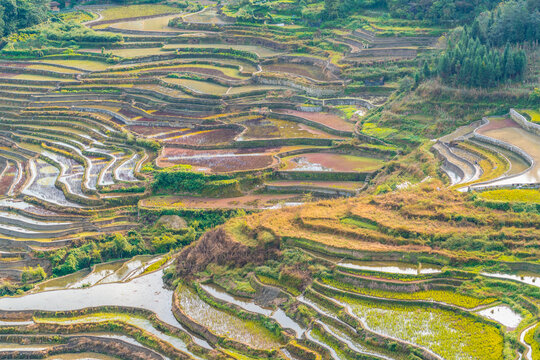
[265,181,361,197]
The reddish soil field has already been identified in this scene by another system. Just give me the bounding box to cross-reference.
[118,108,142,118]
[154,130,193,140]
[108,116,127,125]
[11,162,27,194]
[0,62,29,68]
[240,118,344,140]
[0,73,16,78]
[142,66,239,80]
[141,194,300,210]
[160,147,280,157]
[127,125,184,136]
[478,118,520,133]
[151,110,208,119]
[158,153,276,173]
[0,164,16,195]
[163,128,241,146]
[274,109,353,132]
[283,152,383,172]
[264,63,333,81]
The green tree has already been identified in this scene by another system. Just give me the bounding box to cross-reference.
[0,0,48,36]
[21,265,47,283]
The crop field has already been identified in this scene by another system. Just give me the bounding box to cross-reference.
[162,128,242,146]
[281,152,384,172]
[141,194,300,210]
[97,4,183,21]
[521,109,540,123]
[338,294,504,360]
[479,189,540,204]
[320,277,496,308]
[176,284,283,349]
[0,1,536,360]
[263,63,337,81]
[274,109,355,132]
[112,14,184,32]
[228,183,540,260]
[162,43,284,57]
[239,118,344,140]
[157,151,275,172]
[164,78,230,95]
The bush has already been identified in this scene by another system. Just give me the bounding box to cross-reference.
[22,265,47,283]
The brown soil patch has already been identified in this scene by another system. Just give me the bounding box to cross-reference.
[274,109,353,132]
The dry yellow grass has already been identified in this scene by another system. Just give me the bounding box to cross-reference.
[223,181,540,261]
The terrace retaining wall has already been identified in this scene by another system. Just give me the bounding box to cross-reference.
[510,109,540,137]
[468,117,535,190]
[0,237,73,249]
[89,12,181,28]
[265,184,356,197]
[270,111,353,137]
[431,142,467,185]
[472,118,534,165]
[324,97,375,110]
[332,271,461,292]
[276,171,369,182]
[253,75,343,97]
[168,34,290,51]
[71,106,131,124]
[263,55,340,76]
[351,29,437,47]
[351,48,418,58]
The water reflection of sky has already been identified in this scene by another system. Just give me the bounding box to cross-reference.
[0,270,210,349]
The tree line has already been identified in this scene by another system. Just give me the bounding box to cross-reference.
[471,0,540,46]
[322,0,501,23]
[0,0,48,37]
[432,0,538,88]
[436,30,527,88]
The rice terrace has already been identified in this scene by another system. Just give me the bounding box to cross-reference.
[0,0,537,359]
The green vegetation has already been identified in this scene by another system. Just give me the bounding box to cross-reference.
[0,0,48,37]
[436,29,527,88]
[46,229,194,277]
[522,109,540,123]
[21,265,47,283]
[2,20,122,55]
[470,0,540,46]
[339,293,504,360]
[478,189,540,204]
[524,323,540,360]
[385,0,499,23]
[98,4,183,21]
[320,276,497,308]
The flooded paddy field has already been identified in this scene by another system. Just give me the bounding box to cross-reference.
[176,284,283,349]
[476,118,540,186]
[436,114,540,190]
[337,260,442,275]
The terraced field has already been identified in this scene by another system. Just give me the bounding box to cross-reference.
[0,2,536,360]
[433,110,540,193]
[0,0,400,248]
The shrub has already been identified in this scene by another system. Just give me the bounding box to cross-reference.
[22,265,47,283]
